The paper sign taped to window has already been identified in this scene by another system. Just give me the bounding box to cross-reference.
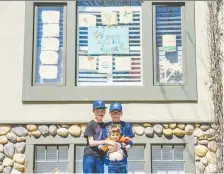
[42,24,60,38]
[79,14,96,27]
[41,38,59,51]
[98,56,113,74]
[42,11,60,24]
[119,7,133,24]
[79,56,97,71]
[39,65,58,79]
[40,51,59,65]
[115,57,132,71]
[162,35,176,52]
[101,11,118,26]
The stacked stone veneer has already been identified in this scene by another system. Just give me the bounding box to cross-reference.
[0,123,220,174]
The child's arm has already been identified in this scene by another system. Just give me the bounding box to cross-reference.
[88,137,115,147]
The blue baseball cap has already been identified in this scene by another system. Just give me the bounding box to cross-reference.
[110,102,122,112]
[93,100,107,110]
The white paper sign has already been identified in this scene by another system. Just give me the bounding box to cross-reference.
[98,56,113,73]
[162,35,176,52]
[39,65,58,79]
[40,51,59,65]
[115,57,132,71]
[79,14,96,27]
[41,38,59,51]
[79,56,97,71]
[119,7,133,24]
[101,11,118,25]
[42,24,60,38]
[42,11,60,24]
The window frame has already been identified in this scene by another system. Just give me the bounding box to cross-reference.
[23,1,196,102]
[25,135,195,173]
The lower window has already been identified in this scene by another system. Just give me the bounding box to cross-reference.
[152,145,185,174]
[34,145,69,173]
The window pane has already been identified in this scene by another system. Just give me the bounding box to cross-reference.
[152,146,161,160]
[46,146,57,161]
[35,162,68,173]
[36,146,45,161]
[76,1,142,86]
[174,145,184,160]
[162,145,173,160]
[155,6,184,84]
[34,6,64,85]
[152,161,184,174]
[59,146,68,161]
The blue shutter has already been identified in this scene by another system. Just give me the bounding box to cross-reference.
[35,7,64,84]
[155,6,184,83]
[77,1,142,86]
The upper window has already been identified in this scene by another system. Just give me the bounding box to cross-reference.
[23,1,196,102]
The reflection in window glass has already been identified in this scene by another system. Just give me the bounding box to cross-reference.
[76,1,142,86]
[155,6,184,84]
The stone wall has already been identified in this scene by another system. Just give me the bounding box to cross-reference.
[0,123,220,174]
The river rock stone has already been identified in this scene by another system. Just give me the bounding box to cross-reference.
[4,143,15,159]
[185,124,194,135]
[205,164,218,173]
[168,124,176,129]
[194,137,198,145]
[205,128,216,138]
[31,130,41,138]
[193,128,204,138]
[38,125,49,136]
[11,169,23,174]
[177,124,185,130]
[195,123,200,127]
[49,125,57,136]
[69,125,81,137]
[6,132,17,143]
[61,125,70,129]
[195,145,208,157]
[0,136,8,144]
[26,125,37,132]
[145,127,154,138]
[0,144,3,153]
[3,158,14,167]
[163,124,169,129]
[153,124,163,137]
[12,126,28,137]
[163,129,173,137]
[200,157,208,166]
[143,123,152,127]
[15,142,26,153]
[199,140,208,146]
[196,162,205,174]
[3,166,12,174]
[133,125,144,136]
[17,137,26,142]
[13,162,24,172]
[200,124,210,131]
[208,141,217,153]
[206,151,217,164]
[0,153,5,161]
[0,165,3,172]
[0,126,11,136]
[211,124,218,130]
[173,128,185,137]
[57,128,68,137]
[80,124,86,133]
[13,154,25,165]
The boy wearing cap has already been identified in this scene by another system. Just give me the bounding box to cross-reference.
[83,100,116,174]
[103,102,134,173]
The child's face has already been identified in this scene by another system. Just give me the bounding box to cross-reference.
[93,108,106,121]
[110,131,120,141]
[110,110,122,122]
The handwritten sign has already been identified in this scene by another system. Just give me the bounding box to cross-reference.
[98,56,113,73]
[162,35,176,52]
[79,56,97,71]
[88,26,129,55]
[119,7,133,24]
[101,11,118,26]
[79,14,96,27]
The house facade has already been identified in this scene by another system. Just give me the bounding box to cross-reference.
[0,1,221,173]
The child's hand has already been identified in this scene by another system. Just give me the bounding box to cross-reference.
[125,144,131,151]
[98,145,104,150]
[106,140,116,146]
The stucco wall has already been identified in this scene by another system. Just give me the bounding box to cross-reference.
[0,1,212,123]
